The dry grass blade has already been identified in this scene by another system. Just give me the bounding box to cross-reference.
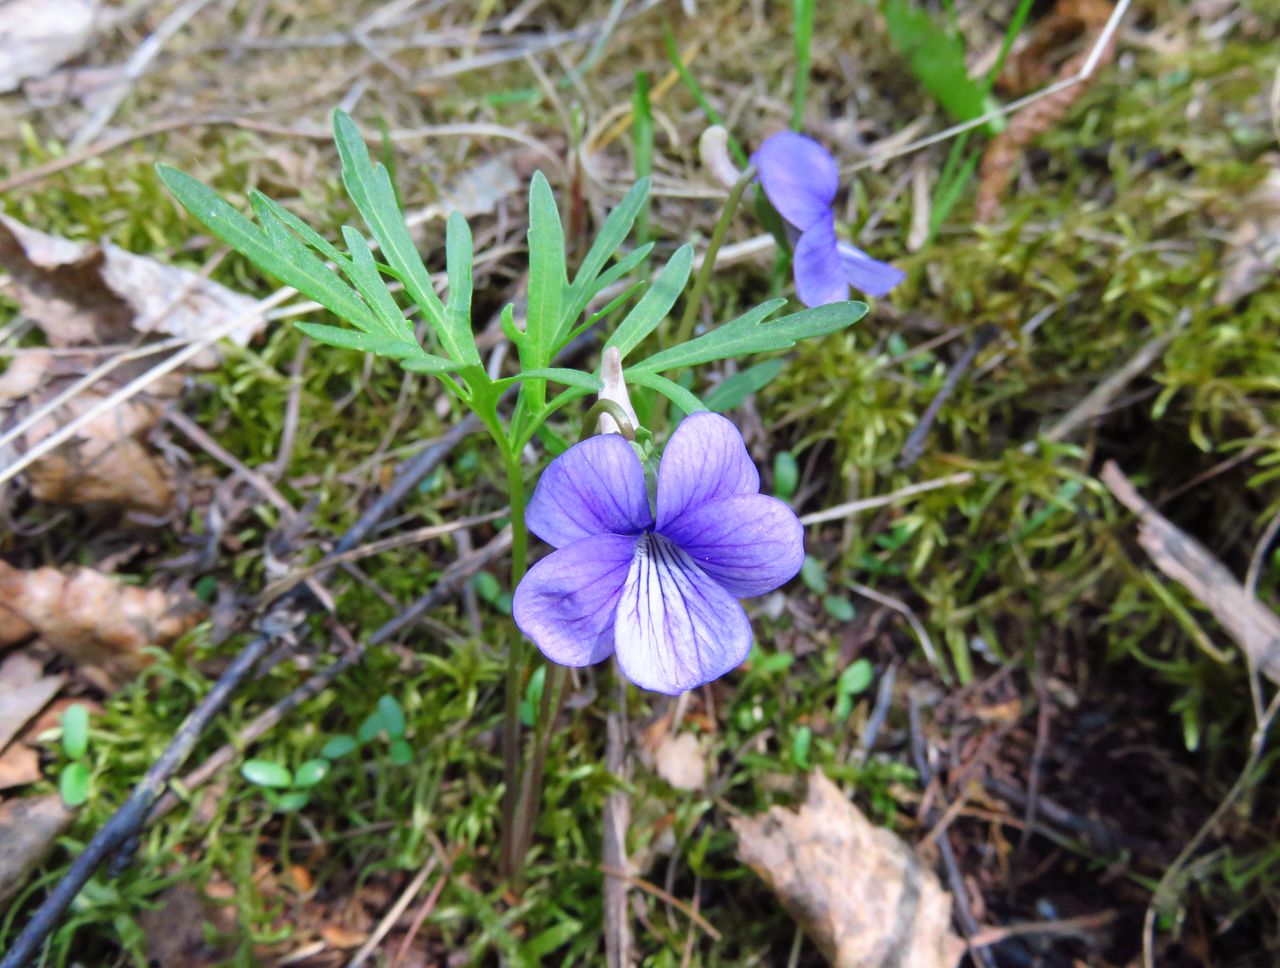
[1101,460,1280,685]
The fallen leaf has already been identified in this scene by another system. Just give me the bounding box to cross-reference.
[1214,160,1280,306]
[653,732,707,791]
[320,924,368,949]
[0,652,64,751]
[1101,460,1280,684]
[140,883,233,967]
[0,0,100,94]
[0,744,41,790]
[0,214,266,363]
[732,772,965,968]
[0,794,76,905]
[0,561,202,675]
[17,391,174,513]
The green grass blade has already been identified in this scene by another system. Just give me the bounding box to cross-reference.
[703,359,786,412]
[791,0,815,129]
[631,72,654,246]
[662,22,748,166]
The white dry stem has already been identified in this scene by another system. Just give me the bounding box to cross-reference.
[597,346,638,436]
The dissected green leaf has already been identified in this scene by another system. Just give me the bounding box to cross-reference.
[340,225,416,341]
[496,368,603,391]
[563,178,650,327]
[156,164,380,334]
[628,371,707,415]
[446,211,475,351]
[249,191,351,270]
[605,244,694,360]
[633,300,865,374]
[703,359,786,412]
[293,323,434,363]
[333,110,478,365]
[525,171,568,365]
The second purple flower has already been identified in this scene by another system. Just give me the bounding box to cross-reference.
[753,130,905,306]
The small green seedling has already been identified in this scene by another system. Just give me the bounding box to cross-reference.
[58,704,91,808]
[834,658,875,722]
[240,757,331,813]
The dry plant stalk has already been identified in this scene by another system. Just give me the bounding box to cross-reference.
[733,772,964,968]
[1101,460,1280,685]
[976,0,1118,222]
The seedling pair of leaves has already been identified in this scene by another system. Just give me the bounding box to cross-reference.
[240,694,410,812]
[57,704,91,807]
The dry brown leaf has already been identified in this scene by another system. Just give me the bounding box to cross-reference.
[17,391,174,513]
[0,214,265,513]
[976,0,1117,222]
[1215,161,1280,306]
[732,772,965,968]
[653,732,707,791]
[0,605,36,647]
[0,561,202,674]
[0,794,76,905]
[0,652,64,751]
[0,744,41,790]
[0,214,266,362]
[0,0,99,93]
[1101,461,1280,684]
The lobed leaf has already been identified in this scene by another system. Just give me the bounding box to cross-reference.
[525,171,568,366]
[156,164,381,334]
[631,300,866,374]
[332,110,480,366]
[627,371,707,415]
[604,244,694,360]
[562,178,650,330]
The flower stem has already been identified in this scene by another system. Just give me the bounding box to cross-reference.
[673,163,757,351]
[499,452,529,881]
[510,663,568,884]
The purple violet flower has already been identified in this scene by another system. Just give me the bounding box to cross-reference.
[513,413,804,695]
[752,130,905,306]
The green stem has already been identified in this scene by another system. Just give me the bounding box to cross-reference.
[499,452,529,880]
[673,163,757,352]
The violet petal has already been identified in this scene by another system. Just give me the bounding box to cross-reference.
[793,214,849,307]
[661,494,804,597]
[655,412,759,531]
[752,131,838,231]
[525,433,653,549]
[838,241,905,298]
[513,532,639,667]
[613,533,753,694]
